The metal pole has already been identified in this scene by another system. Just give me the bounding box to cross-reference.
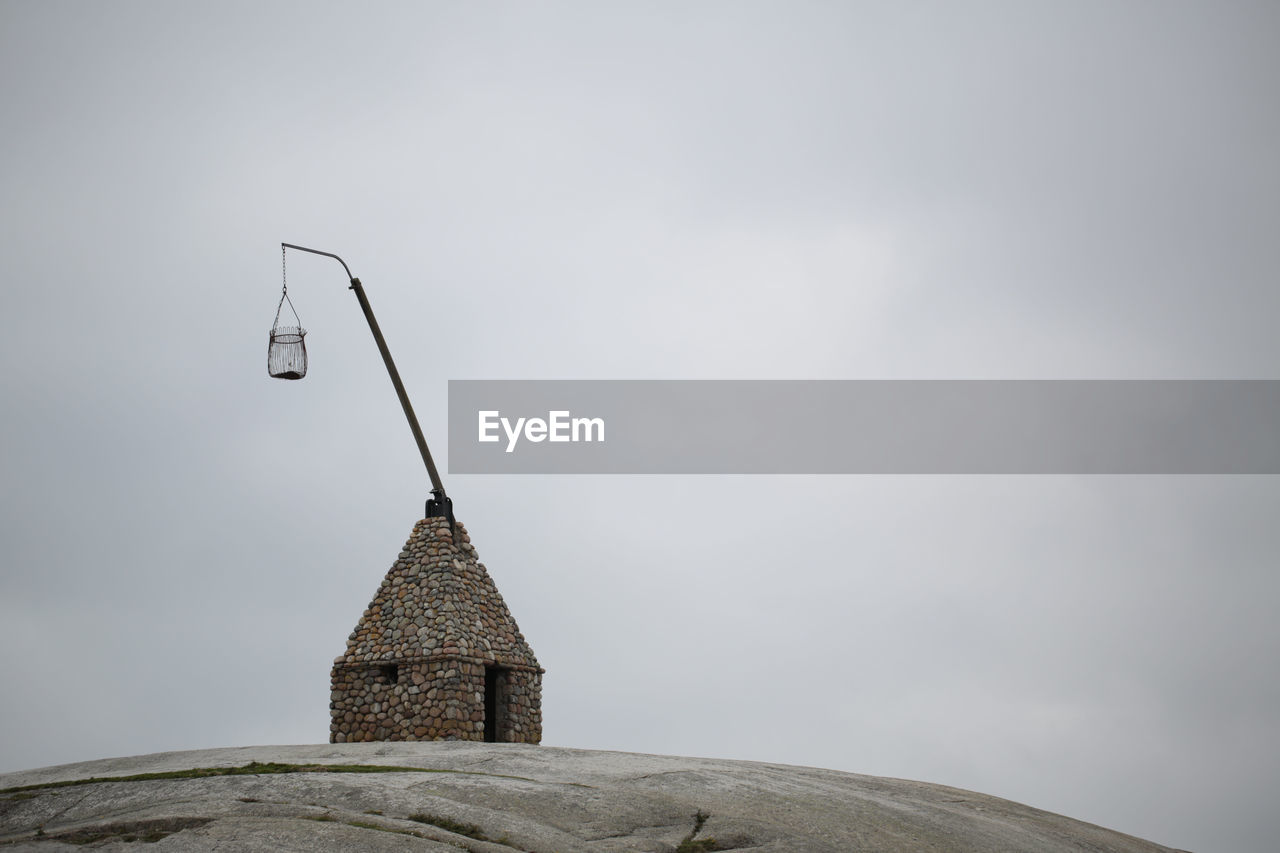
[280,243,450,515]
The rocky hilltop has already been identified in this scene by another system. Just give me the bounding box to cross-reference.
[0,743,1186,852]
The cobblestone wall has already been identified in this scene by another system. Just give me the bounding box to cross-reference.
[330,518,542,743]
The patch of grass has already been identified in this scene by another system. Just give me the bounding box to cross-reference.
[675,809,719,852]
[408,813,487,840]
[0,761,486,795]
[364,809,383,815]
[32,817,211,846]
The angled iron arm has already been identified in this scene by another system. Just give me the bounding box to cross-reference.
[281,243,451,521]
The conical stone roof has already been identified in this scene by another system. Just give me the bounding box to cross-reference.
[336,517,539,670]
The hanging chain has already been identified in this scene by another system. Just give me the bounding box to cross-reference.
[273,246,301,331]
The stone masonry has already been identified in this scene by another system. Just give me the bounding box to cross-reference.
[330,517,542,743]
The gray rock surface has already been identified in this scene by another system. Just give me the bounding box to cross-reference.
[0,743,1187,852]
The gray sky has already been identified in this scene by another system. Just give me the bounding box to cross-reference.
[2,2,1278,851]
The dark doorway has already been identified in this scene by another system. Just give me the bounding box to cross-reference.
[484,666,507,743]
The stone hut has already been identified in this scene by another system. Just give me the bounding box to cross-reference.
[330,517,542,743]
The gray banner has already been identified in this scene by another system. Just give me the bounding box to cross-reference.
[447,380,1280,474]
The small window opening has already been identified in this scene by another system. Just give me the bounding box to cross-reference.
[379,664,399,685]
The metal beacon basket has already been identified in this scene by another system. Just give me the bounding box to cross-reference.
[268,250,307,380]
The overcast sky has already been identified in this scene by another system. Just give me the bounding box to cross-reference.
[2,2,1278,851]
